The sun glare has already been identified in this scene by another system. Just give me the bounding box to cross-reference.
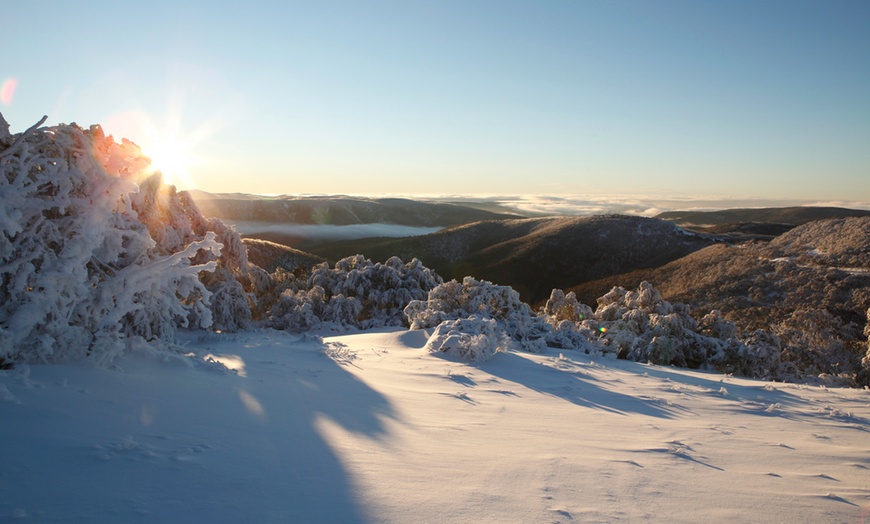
[103,104,224,191]
[145,136,193,188]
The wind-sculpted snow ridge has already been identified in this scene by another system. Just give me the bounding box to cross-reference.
[0,114,225,365]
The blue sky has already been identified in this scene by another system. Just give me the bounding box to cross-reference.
[2,1,868,202]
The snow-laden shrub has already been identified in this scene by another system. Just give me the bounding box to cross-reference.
[424,316,506,362]
[202,267,253,332]
[267,286,327,332]
[727,329,782,380]
[699,310,738,340]
[583,282,832,381]
[577,282,865,384]
[542,289,595,325]
[267,255,442,332]
[541,282,766,375]
[602,285,753,371]
[544,319,597,352]
[587,282,687,364]
[0,114,221,364]
[405,276,549,352]
[310,255,442,329]
[595,282,674,322]
[858,309,870,386]
[540,289,600,352]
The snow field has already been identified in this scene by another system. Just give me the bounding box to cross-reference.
[1,328,869,523]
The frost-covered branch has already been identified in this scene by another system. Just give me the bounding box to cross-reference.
[0,113,223,365]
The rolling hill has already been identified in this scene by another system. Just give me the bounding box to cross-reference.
[656,205,870,227]
[189,191,520,228]
[567,217,870,381]
[307,215,719,303]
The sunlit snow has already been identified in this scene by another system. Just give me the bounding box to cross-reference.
[2,328,868,523]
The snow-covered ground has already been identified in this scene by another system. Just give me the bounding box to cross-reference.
[2,328,869,523]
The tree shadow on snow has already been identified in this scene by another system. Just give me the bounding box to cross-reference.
[481,351,682,418]
[614,360,865,424]
[197,335,397,523]
[29,334,400,524]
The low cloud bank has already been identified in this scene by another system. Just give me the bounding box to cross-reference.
[222,195,870,242]
[430,195,870,217]
[229,221,441,241]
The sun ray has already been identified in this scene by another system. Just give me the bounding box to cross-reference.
[102,101,226,190]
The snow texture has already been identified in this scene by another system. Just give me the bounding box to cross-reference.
[2,329,869,523]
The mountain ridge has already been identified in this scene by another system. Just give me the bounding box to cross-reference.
[656,206,870,228]
[189,190,520,227]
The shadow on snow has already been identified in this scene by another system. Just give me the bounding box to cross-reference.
[0,333,396,523]
[480,351,681,418]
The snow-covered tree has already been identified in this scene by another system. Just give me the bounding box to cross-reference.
[0,114,222,364]
[127,169,256,332]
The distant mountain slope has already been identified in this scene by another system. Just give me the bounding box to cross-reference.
[309,215,718,302]
[567,217,870,379]
[189,191,520,227]
[571,217,870,318]
[656,206,870,228]
[768,216,870,267]
[242,238,325,272]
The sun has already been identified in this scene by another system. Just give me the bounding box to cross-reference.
[104,106,221,191]
[145,136,192,188]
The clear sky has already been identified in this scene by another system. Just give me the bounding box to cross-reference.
[2,1,869,202]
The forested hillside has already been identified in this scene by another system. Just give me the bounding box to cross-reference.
[307,215,717,303]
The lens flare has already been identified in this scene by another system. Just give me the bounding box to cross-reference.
[1,78,18,105]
